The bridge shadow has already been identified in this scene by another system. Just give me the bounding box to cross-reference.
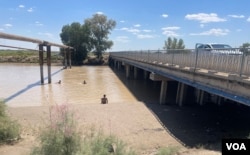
[111,66,250,152]
[4,67,64,103]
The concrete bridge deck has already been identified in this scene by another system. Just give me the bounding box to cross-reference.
[109,51,250,106]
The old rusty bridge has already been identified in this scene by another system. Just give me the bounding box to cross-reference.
[0,32,73,84]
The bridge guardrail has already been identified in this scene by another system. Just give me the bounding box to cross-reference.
[110,48,250,77]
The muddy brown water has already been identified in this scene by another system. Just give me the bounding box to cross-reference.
[1,63,250,152]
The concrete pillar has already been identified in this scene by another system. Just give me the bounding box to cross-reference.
[68,49,72,69]
[118,61,121,70]
[198,90,204,105]
[160,80,168,104]
[134,67,138,79]
[216,95,222,106]
[39,44,44,84]
[64,49,67,69]
[144,70,148,79]
[176,82,187,106]
[125,64,130,79]
[46,45,51,84]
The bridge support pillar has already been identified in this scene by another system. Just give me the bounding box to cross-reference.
[134,67,138,79]
[144,70,148,79]
[196,89,205,105]
[176,82,187,106]
[160,80,168,104]
[64,49,67,69]
[215,95,222,106]
[118,61,122,70]
[68,48,71,69]
[46,45,51,84]
[150,73,172,104]
[39,44,44,84]
[125,64,130,79]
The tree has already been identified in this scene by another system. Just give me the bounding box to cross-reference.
[163,37,185,53]
[240,42,250,55]
[84,14,116,59]
[60,22,91,65]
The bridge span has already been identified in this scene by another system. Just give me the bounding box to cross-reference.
[109,50,250,106]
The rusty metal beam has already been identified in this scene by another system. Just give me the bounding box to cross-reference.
[0,32,72,49]
[0,32,43,44]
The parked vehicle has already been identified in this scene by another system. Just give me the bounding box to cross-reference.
[195,43,242,54]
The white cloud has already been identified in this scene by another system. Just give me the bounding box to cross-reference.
[247,17,250,22]
[185,13,226,23]
[200,24,205,28]
[120,20,125,23]
[27,8,34,12]
[162,26,180,37]
[0,28,4,31]
[142,29,152,33]
[162,26,180,31]
[19,5,25,8]
[4,24,12,28]
[161,26,180,37]
[137,34,155,39]
[190,28,230,36]
[120,27,140,34]
[96,11,104,15]
[228,15,245,18]
[134,24,141,27]
[115,36,130,43]
[35,21,43,26]
[162,14,168,18]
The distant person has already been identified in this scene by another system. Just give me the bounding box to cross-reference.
[83,80,87,84]
[101,94,108,104]
[57,80,61,84]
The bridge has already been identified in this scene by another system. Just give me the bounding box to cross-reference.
[0,32,73,84]
[109,49,250,106]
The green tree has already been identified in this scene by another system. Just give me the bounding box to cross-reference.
[163,37,186,53]
[84,14,116,59]
[60,22,91,65]
[164,37,185,50]
[240,42,250,55]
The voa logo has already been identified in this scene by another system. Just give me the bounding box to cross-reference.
[226,143,246,151]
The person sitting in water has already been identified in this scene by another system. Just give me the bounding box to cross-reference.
[101,94,108,104]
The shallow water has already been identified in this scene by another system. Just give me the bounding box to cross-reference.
[0,63,144,107]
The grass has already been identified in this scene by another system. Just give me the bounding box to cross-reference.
[156,146,180,155]
[0,50,63,63]
[30,104,135,155]
[0,100,20,144]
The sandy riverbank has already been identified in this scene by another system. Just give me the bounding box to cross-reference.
[0,101,220,155]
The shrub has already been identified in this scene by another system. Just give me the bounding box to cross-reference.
[31,104,135,155]
[156,146,179,155]
[81,127,136,155]
[31,104,81,155]
[0,100,20,144]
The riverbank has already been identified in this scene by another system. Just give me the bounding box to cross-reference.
[0,50,109,65]
[1,102,220,155]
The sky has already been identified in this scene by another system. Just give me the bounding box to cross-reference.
[0,0,250,51]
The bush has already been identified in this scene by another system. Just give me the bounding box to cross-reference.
[81,128,135,155]
[0,101,20,144]
[31,104,135,155]
[156,146,179,155]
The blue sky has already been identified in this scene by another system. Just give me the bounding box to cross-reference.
[0,0,249,51]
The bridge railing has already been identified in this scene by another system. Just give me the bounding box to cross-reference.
[110,48,250,77]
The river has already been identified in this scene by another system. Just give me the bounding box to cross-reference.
[0,63,160,107]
